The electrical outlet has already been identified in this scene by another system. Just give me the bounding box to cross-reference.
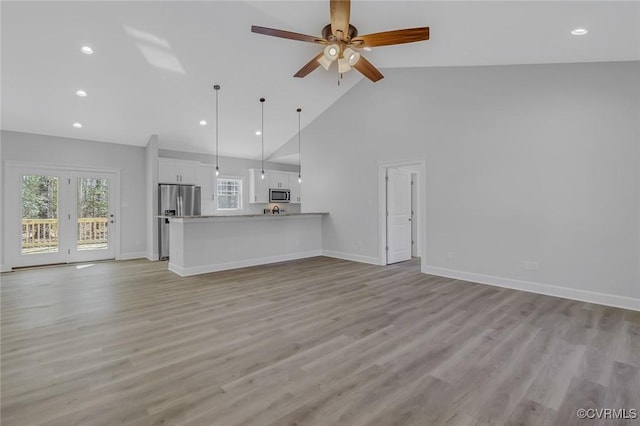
[531,261,539,270]
[523,260,531,270]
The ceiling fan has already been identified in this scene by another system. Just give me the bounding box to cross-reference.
[251,0,429,83]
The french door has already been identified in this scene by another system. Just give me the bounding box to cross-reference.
[9,166,116,267]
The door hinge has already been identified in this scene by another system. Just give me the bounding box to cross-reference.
[412,240,414,245]
[68,213,71,220]
[68,178,71,184]
[385,246,389,251]
[411,180,414,186]
[386,211,389,217]
[68,249,70,255]
[385,176,389,182]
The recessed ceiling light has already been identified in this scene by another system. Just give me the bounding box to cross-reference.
[81,46,93,54]
[200,120,207,126]
[571,28,588,36]
[363,47,372,52]
[76,90,87,97]
[73,122,83,128]
[255,130,262,136]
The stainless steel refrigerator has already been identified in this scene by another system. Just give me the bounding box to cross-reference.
[158,184,201,260]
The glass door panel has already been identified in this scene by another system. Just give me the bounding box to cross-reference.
[12,169,69,267]
[21,175,59,255]
[70,172,115,262]
[77,177,109,251]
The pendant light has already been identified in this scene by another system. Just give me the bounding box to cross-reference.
[213,84,221,176]
[297,108,302,183]
[260,98,265,180]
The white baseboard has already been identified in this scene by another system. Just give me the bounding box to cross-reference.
[118,251,148,260]
[0,264,11,273]
[321,250,382,266]
[422,265,640,312]
[145,252,159,261]
[169,249,323,277]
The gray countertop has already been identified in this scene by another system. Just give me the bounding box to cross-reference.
[157,212,328,219]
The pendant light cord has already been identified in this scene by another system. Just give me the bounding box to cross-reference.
[260,98,265,175]
[214,84,220,173]
[297,108,302,178]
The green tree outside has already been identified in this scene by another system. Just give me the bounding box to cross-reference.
[22,175,58,219]
[22,176,109,219]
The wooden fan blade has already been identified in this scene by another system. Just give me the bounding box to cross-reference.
[353,56,384,82]
[251,26,325,44]
[294,52,325,78]
[351,27,430,47]
[330,0,350,40]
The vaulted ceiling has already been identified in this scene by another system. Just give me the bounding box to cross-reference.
[2,1,639,161]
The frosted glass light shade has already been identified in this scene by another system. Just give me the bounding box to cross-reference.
[318,44,339,70]
[343,48,360,66]
[317,55,333,70]
[338,58,351,74]
[324,44,339,59]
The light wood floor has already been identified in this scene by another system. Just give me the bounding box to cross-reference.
[1,257,639,426]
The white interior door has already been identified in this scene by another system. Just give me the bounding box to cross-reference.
[8,166,117,268]
[387,168,412,264]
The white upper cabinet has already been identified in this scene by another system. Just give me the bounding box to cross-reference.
[269,172,290,189]
[249,169,302,204]
[197,164,216,215]
[290,175,301,204]
[249,169,269,204]
[158,158,198,184]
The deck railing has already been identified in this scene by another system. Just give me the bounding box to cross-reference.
[22,218,109,248]
[76,218,109,245]
[22,219,58,249]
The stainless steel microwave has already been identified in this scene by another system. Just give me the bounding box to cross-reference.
[269,188,290,203]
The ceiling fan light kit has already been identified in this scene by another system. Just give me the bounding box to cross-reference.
[251,0,429,83]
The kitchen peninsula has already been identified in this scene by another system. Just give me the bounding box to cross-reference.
[168,213,328,276]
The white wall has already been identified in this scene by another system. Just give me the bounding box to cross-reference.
[159,149,301,215]
[0,135,5,271]
[146,135,159,260]
[1,130,148,265]
[303,61,640,308]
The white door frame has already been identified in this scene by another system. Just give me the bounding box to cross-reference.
[3,161,121,269]
[378,158,426,267]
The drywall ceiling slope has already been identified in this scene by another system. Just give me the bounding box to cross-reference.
[2,1,639,160]
[0,1,362,159]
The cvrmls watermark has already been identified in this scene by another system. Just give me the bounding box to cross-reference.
[576,408,637,420]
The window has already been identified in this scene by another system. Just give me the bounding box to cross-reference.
[217,178,243,211]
